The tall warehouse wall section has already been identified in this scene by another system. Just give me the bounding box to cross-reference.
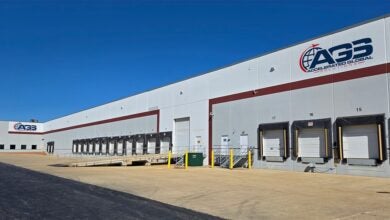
[1,15,390,177]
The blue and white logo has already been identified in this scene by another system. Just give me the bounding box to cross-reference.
[14,123,37,131]
[299,38,373,73]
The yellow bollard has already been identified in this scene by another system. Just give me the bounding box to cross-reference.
[211,151,214,168]
[185,150,189,170]
[229,149,233,170]
[167,150,171,169]
[248,149,252,169]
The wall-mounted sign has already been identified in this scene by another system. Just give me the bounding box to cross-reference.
[8,122,43,133]
[13,122,37,131]
[299,38,373,73]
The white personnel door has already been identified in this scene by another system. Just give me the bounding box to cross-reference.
[263,130,284,157]
[240,135,249,154]
[298,128,325,158]
[174,118,190,154]
[343,124,379,159]
[220,135,229,155]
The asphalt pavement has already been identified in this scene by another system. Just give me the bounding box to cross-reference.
[0,162,220,220]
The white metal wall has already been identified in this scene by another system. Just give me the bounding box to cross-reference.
[0,121,43,151]
[0,16,389,176]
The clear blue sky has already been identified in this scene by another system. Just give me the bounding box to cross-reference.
[0,0,388,122]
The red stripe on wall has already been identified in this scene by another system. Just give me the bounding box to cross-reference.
[210,63,388,105]
[8,109,160,135]
[8,131,44,135]
[208,63,389,164]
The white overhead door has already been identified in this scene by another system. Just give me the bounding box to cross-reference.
[263,130,284,157]
[147,138,156,154]
[126,140,133,155]
[343,124,379,159]
[117,140,124,155]
[298,128,325,158]
[136,140,144,154]
[88,142,93,154]
[160,137,170,154]
[77,143,81,153]
[101,141,107,154]
[109,141,115,155]
[174,118,190,154]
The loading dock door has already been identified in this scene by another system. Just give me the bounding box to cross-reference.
[117,140,124,155]
[75,143,79,153]
[343,124,379,159]
[160,137,170,154]
[147,138,156,154]
[126,140,133,155]
[174,118,190,154]
[109,141,115,155]
[101,141,107,154]
[263,130,284,157]
[298,128,325,158]
[88,142,93,154]
[47,142,54,154]
[136,140,144,154]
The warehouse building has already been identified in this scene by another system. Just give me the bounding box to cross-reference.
[1,15,390,177]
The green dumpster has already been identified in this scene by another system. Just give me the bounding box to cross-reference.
[187,153,204,166]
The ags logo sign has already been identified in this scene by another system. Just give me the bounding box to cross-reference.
[13,123,37,131]
[299,38,373,73]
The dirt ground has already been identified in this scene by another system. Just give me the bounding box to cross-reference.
[1,154,390,220]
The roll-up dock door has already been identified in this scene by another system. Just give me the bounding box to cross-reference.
[298,129,325,162]
[88,140,94,154]
[343,125,378,160]
[148,138,156,154]
[117,138,124,156]
[146,134,159,154]
[101,138,108,154]
[94,139,101,155]
[79,141,84,154]
[108,138,115,155]
[263,130,284,159]
[336,115,385,166]
[72,141,77,154]
[85,140,90,154]
[75,140,80,154]
[258,122,289,162]
[136,135,145,155]
[174,117,190,155]
[159,132,172,154]
[126,137,133,155]
[292,118,331,164]
[47,142,55,154]
[80,140,85,154]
